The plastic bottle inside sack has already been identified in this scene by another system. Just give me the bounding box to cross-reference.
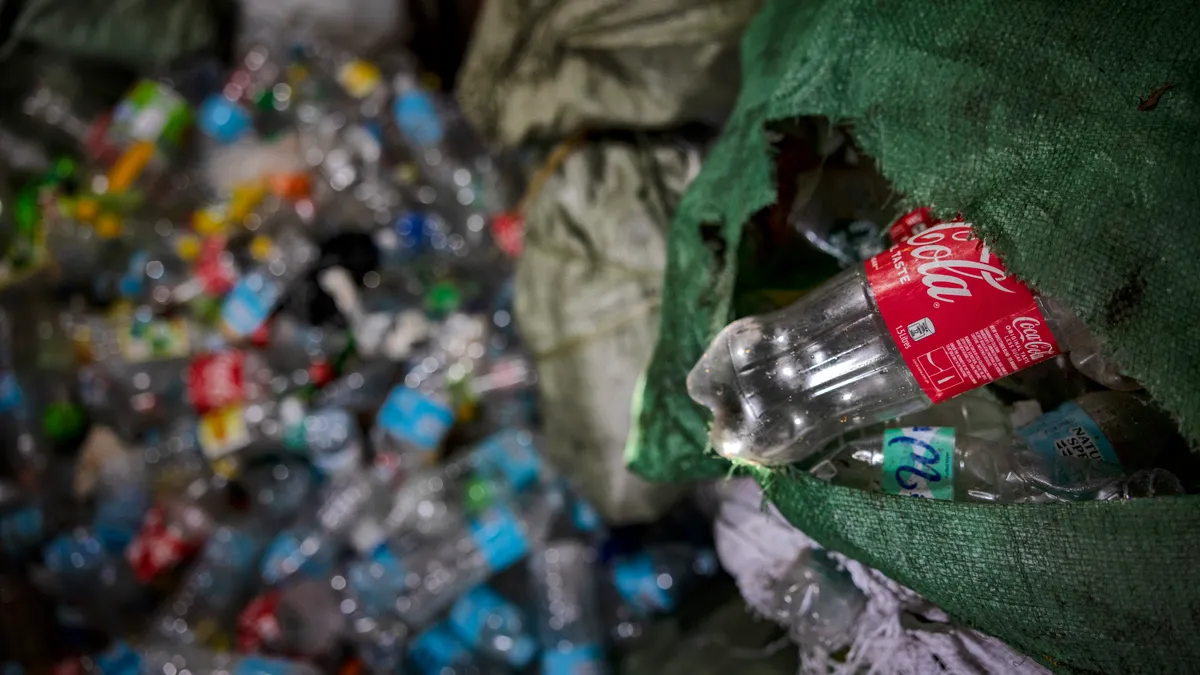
[688,219,1146,465]
[809,392,1185,503]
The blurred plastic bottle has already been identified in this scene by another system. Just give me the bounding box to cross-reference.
[259,450,405,586]
[810,393,1185,503]
[346,487,562,630]
[446,585,538,670]
[281,405,363,477]
[688,220,1144,465]
[221,227,318,340]
[238,579,343,658]
[408,620,507,675]
[93,640,321,675]
[356,429,545,555]
[765,548,866,651]
[610,543,720,617]
[195,397,306,474]
[529,539,609,675]
[312,360,403,413]
[125,475,224,582]
[152,518,271,647]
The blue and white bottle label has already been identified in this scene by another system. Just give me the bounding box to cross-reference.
[409,622,472,675]
[469,506,529,572]
[221,273,281,338]
[613,552,672,615]
[0,371,24,413]
[0,505,43,555]
[1016,401,1120,465]
[93,641,143,675]
[542,644,606,675]
[347,544,407,618]
[448,585,537,668]
[474,429,541,489]
[377,385,455,453]
[393,91,444,148]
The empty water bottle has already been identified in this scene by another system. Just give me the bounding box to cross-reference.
[446,585,538,669]
[765,548,866,651]
[530,539,609,675]
[346,487,561,630]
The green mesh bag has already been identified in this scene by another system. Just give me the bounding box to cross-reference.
[626,0,1200,672]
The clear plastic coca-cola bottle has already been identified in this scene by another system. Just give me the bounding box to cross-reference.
[688,220,1140,465]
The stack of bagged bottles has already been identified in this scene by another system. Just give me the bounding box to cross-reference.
[0,35,724,675]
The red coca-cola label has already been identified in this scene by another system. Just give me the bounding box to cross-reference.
[125,506,202,582]
[237,591,283,652]
[188,350,247,413]
[888,206,938,246]
[865,222,1061,403]
[194,238,237,296]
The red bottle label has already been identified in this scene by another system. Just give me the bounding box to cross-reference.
[194,238,237,296]
[864,222,1061,402]
[237,591,283,653]
[125,505,201,582]
[189,350,247,413]
[491,212,525,258]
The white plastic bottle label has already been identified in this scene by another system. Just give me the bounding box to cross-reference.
[881,426,956,500]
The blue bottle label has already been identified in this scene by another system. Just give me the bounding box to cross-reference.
[572,497,602,534]
[118,250,151,298]
[881,427,956,501]
[198,526,262,607]
[0,505,44,555]
[543,644,606,675]
[260,530,331,585]
[93,487,149,553]
[393,91,444,148]
[233,655,301,675]
[221,273,281,338]
[448,586,537,668]
[469,506,529,572]
[409,622,472,675]
[347,544,407,618]
[93,641,143,675]
[0,371,24,413]
[1016,401,1120,465]
[613,552,672,615]
[473,429,541,489]
[377,385,455,453]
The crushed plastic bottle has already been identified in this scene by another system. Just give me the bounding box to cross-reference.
[765,547,866,651]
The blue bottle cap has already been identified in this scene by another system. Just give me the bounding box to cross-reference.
[199,95,252,144]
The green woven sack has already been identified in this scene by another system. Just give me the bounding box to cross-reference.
[626,0,1200,673]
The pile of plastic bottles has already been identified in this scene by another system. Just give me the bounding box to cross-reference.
[689,193,1195,504]
[0,34,722,675]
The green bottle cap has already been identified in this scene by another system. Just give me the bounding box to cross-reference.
[425,281,461,315]
[462,476,495,514]
[44,402,85,440]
